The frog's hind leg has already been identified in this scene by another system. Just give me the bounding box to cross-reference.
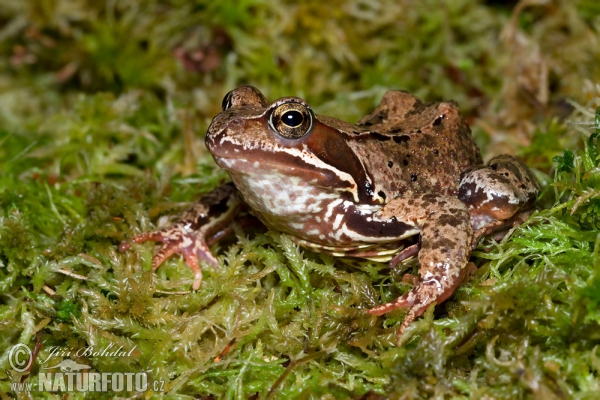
[458,154,540,242]
[367,194,473,343]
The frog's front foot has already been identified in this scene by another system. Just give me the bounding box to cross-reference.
[129,183,241,290]
[132,225,219,290]
[459,154,540,235]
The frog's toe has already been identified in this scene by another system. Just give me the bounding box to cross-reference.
[367,291,417,316]
[150,239,183,269]
[367,284,430,344]
[178,250,204,291]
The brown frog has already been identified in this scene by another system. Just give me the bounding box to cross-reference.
[131,86,540,342]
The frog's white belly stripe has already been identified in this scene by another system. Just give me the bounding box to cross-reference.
[332,213,344,230]
[324,199,344,222]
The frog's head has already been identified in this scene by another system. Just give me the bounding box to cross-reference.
[206,86,376,205]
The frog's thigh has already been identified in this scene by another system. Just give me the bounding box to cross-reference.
[458,154,538,231]
[368,193,473,336]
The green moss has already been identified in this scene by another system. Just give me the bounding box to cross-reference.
[1,0,600,398]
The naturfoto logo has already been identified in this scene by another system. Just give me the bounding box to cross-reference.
[7,343,164,393]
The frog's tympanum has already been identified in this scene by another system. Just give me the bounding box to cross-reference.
[132,86,540,342]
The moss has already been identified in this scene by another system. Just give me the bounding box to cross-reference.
[1,0,600,398]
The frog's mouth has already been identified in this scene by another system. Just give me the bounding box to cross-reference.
[212,153,344,186]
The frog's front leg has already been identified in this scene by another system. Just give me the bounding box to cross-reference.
[458,154,540,241]
[367,194,473,341]
[131,182,242,290]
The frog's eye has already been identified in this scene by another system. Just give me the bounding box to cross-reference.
[221,90,234,111]
[269,102,313,139]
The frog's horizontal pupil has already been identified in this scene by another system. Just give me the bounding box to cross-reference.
[282,110,304,127]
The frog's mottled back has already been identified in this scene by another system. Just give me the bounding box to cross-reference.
[349,90,483,198]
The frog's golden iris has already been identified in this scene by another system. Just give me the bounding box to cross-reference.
[269,101,313,139]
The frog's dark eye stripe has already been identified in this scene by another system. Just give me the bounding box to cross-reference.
[221,90,234,111]
[269,102,313,139]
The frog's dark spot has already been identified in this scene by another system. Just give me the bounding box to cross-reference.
[488,174,506,185]
[504,172,510,177]
[389,127,403,133]
[490,163,498,170]
[458,184,489,208]
[378,190,386,200]
[360,111,388,128]
[191,215,209,229]
[405,99,427,117]
[411,173,418,182]
[416,129,422,134]
[433,149,439,155]
[418,199,434,208]
[520,184,527,189]
[375,110,388,121]
[423,194,438,201]
[435,237,456,250]
[449,207,467,215]
[525,177,530,182]
[371,132,391,141]
[209,196,230,216]
[393,135,410,144]
[437,214,461,227]
[193,197,229,228]
[433,114,445,126]
[388,161,394,168]
[352,130,362,135]
[403,159,409,166]
[345,207,412,237]
[510,166,524,180]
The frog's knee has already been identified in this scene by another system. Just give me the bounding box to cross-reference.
[458,167,519,215]
[458,156,538,228]
[487,155,540,201]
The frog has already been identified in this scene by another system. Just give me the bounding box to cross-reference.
[131,85,540,342]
